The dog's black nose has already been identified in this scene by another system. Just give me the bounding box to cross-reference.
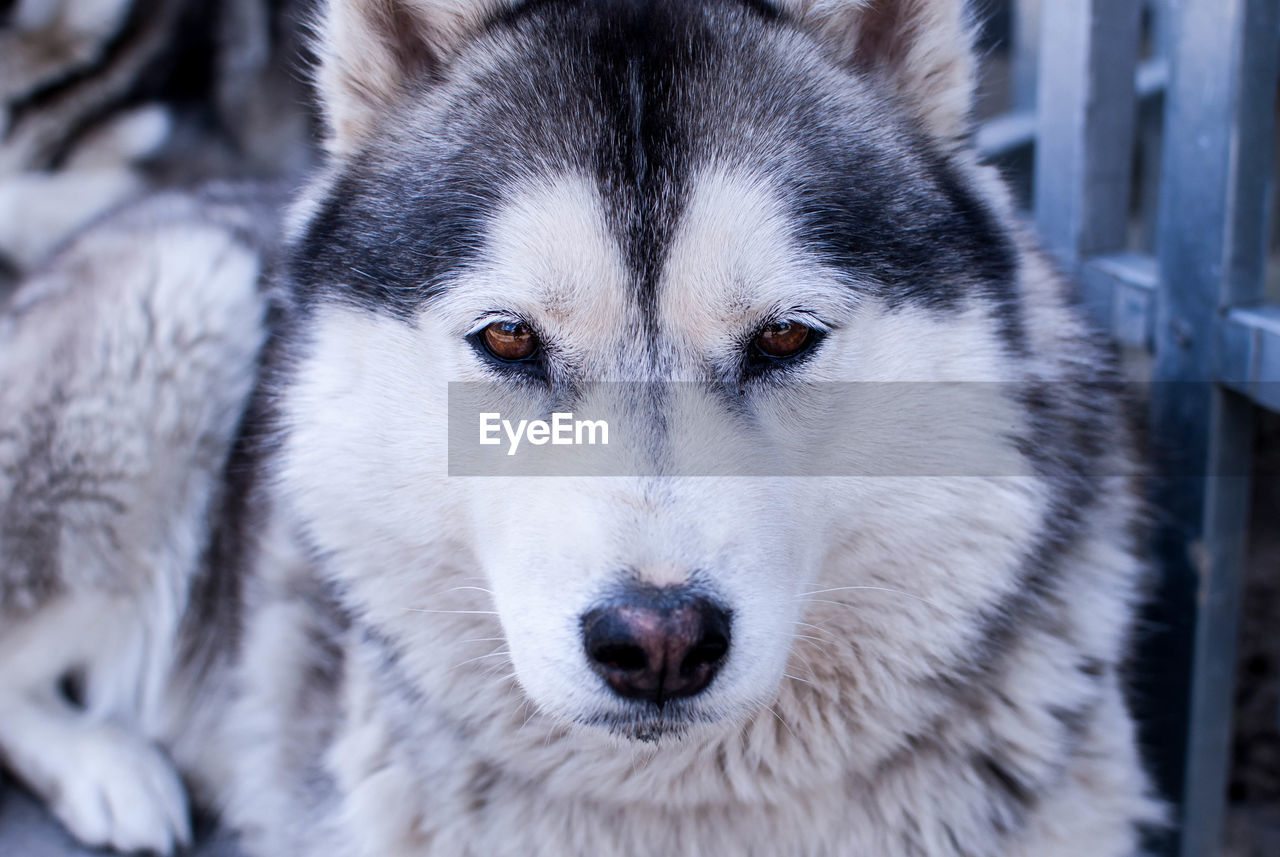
[581,588,730,706]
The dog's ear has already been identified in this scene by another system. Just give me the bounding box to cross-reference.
[315,0,512,155]
[779,0,977,144]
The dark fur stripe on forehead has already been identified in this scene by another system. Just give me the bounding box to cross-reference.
[487,0,787,305]
[493,0,783,28]
[288,0,787,317]
[287,0,1021,349]
[788,129,1023,349]
[289,162,498,317]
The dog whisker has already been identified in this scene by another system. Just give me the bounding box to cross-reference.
[448,649,512,672]
[799,587,957,617]
[765,704,802,747]
[403,608,501,615]
[793,620,838,639]
[790,634,834,655]
[500,681,531,726]
[439,585,495,596]
[484,661,525,686]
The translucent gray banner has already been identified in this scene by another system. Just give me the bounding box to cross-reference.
[445,382,1269,477]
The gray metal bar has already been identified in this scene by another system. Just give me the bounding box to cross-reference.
[1220,304,1280,413]
[1146,0,1174,61]
[976,110,1038,160]
[1149,2,1280,857]
[1011,0,1041,110]
[1033,0,1142,262]
[978,58,1167,161]
[1137,84,1165,253]
[1135,58,1169,99]
[1079,253,1158,349]
[1072,259,1280,411]
[1136,3,1172,252]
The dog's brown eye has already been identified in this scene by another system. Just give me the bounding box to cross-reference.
[755,321,813,358]
[481,321,539,361]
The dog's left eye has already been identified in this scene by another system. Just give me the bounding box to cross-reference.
[480,321,540,362]
[754,321,815,359]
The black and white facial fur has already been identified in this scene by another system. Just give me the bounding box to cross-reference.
[217,1,1162,855]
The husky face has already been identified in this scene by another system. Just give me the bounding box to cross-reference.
[278,0,1045,744]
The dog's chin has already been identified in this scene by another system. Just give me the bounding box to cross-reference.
[572,700,736,745]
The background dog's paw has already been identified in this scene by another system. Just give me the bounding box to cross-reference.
[48,726,192,855]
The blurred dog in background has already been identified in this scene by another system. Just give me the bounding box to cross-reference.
[0,0,312,295]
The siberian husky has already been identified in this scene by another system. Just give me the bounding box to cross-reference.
[0,1,1163,855]
[0,0,310,293]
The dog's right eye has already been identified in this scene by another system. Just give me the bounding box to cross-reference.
[755,321,814,359]
[479,321,540,362]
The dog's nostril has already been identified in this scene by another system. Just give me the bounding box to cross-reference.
[681,632,728,674]
[591,642,648,673]
[581,587,731,706]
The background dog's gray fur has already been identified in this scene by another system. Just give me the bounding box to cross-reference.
[0,0,314,296]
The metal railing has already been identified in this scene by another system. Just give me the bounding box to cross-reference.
[977,1,1280,855]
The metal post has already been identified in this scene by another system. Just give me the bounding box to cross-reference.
[1011,0,1042,110]
[1033,0,1142,265]
[1138,0,1172,252]
[1149,2,1280,857]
